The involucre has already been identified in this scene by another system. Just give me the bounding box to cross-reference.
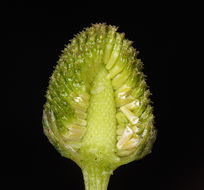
[43,23,157,190]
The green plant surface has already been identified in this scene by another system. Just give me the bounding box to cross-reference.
[43,23,157,190]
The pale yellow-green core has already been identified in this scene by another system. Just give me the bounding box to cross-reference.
[80,65,119,168]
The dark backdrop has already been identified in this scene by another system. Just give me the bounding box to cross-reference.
[5,2,203,190]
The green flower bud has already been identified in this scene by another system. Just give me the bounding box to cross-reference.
[43,23,157,190]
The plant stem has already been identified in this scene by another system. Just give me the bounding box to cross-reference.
[82,165,111,190]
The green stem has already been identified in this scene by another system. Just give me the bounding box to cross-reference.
[82,166,111,190]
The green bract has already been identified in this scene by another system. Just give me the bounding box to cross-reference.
[43,23,157,190]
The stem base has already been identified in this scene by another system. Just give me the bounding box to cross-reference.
[82,166,112,190]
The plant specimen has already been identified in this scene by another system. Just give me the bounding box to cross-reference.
[43,23,157,190]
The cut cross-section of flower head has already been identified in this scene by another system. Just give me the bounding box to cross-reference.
[43,23,157,190]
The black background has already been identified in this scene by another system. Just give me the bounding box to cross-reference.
[5,2,203,190]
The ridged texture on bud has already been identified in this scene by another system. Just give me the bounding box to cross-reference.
[43,23,157,189]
